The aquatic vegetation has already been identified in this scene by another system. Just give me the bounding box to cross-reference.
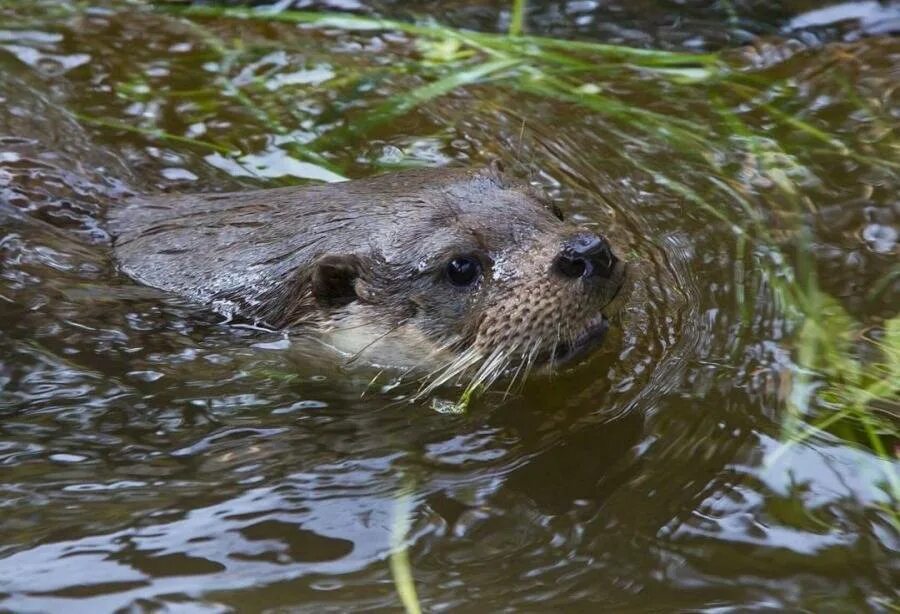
[168,4,897,173]
[174,4,724,155]
[641,102,898,517]
[712,111,898,517]
[389,477,422,614]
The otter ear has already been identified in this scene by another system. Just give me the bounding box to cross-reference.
[311,254,361,306]
[486,158,509,188]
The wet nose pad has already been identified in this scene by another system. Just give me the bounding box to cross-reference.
[555,233,618,279]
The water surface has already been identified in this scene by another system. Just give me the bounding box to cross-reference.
[1,1,898,611]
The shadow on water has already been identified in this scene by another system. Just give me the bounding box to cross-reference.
[0,1,898,611]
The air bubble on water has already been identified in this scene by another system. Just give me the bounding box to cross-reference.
[272,400,328,414]
[253,337,291,350]
[127,370,164,382]
[861,223,897,254]
[380,145,404,164]
[186,122,206,138]
[49,453,87,463]
[161,168,198,182]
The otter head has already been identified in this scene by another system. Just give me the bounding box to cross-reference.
[308,165,627,393]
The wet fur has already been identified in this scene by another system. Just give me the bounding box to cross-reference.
[109,165,625,393]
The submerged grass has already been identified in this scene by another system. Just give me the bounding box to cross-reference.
[390,478,422,614]
[74,114,236,154]
[508,0,526,37]
[710,103,899,519]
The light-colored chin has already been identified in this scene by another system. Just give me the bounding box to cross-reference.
[317,304,454,371]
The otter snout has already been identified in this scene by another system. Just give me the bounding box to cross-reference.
[555,233,618,280]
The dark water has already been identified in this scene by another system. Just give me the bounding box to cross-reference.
[1,1,898,611]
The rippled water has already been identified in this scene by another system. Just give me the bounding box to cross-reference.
[1,1,898,611]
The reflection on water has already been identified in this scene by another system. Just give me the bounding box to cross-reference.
[1,1,897,611]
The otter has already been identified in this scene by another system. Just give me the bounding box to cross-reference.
[109,165,626,394]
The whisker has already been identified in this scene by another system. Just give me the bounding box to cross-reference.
[415,346,483,399]
[503,341,532,397]
[517,336,543,392]
[548,320,563,373]
[469,343,516,392]
[361,369,384,398]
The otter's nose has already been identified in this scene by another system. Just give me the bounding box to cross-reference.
[555,233,618,279]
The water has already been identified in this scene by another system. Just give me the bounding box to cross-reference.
[1,1,898,611]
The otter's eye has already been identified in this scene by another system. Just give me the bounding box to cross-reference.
[446,256,481,287]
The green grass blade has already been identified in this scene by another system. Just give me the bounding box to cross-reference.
[172,5,718,68]
[390,479,422,614]
[344,58,520,138]
[74,114,236,154]
[508,0,525,36]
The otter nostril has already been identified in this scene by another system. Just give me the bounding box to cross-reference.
[593,243,615,277]
[557,233,618,279]
[556,254,587,279]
